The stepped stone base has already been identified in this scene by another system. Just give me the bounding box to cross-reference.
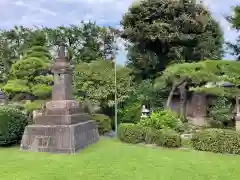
[33,113,91,125]
[20,120,99,154]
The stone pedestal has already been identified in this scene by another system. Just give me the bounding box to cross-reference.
[21,121,99,153]
[21,100,99,153]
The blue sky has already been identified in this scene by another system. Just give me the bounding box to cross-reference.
[0,0,240,64]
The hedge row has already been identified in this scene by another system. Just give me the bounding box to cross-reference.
[117,123,181,148]
[0,106,28,146]
[117,123,146,144]
[191,128,240,155]
[118,124,240,154]
[91,114,112,135]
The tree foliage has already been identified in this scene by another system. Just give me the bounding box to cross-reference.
[74,60,133,109]
[43,22,117,63]
[226,5,240,60]
[3,32,52,100]
[156,60,240,118]
[0,22,118,82]
[208,97,234,128]
[122,0,224,80]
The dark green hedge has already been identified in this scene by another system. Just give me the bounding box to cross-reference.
[155,129,181,148]
[145,128,161,144]
[91,114,112,135]
[118,123,181,148]
[191,128,240,154]
[0,106,28,146]
[117,123,146,144]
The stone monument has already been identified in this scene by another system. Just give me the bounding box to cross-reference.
[20,42,99,153]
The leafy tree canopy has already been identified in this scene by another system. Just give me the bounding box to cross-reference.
[74,60,133,109]
[3,32,52,100]
[122,0,224,80]
[226,5,240,60]
[0,22,118,83]
[156,60,240,99]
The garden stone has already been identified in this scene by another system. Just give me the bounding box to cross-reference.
[180,133,193,140]
[20,42,99,154]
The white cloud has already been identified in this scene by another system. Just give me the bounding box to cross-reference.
[0,0,133,29]
[0,0,239,62]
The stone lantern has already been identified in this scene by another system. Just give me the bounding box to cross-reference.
[141,105,150,118]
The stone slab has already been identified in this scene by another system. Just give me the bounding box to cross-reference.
[45,100,85,115]
[20,120,99,153]
[33,113,91,125]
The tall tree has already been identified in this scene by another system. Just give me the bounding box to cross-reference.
[74,60,133,115]
[156,60,240,119]
[43,22,117,64]
[3,31,52,101]
[0,22,117,82]
[226,5,240,60]
[0,26,32,83]
[122,0,224,80]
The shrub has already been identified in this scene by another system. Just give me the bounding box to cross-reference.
[145,128,161,144]
[118,102,142,124]
[191,128,240,154]
[138,110,182,131]
[208,97,234,128]
[117,123,145,144]
[155,129,181,148]
[6,103,25,111]
[24,100,45,113]
[91,114,112,135]
[178,123,201,134]
[0,106,28,146]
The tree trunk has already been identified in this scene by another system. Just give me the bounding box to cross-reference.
[166,83,177,109]
[179,82,188,119]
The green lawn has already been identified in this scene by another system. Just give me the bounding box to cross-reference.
[0,138,240,180]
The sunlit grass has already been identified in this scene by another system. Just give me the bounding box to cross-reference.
[0,138,239,180]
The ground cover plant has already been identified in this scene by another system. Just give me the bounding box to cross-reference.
[1,138,240,180]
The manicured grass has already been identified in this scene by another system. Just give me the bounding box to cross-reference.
[0,138,240,180]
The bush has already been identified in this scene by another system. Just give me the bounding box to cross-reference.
[145,128,161,144]
[155,129,181,148]
[178,123,201,134]
[0,106,28,146]
[118,102,142,124]
[24,100,45,113]
[208,97,234,128]
[91,114,112,135]
[6,103,25,111]
[138,110,182,131]
[117,123,146,144]
[191,128,240,154]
